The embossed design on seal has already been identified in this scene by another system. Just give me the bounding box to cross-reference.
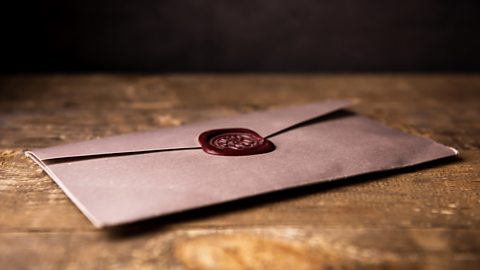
[199,128,275,156]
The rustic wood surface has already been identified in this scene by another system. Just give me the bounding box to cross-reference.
[0,74,479,270]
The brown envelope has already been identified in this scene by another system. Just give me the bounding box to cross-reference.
[25,100,457,228]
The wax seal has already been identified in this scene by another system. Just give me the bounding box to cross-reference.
[199,128,275,156]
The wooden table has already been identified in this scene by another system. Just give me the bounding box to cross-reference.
[1,74,479,270]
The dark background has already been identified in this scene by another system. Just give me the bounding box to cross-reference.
[1,0,480,73]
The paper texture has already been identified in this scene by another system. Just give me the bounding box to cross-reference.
[25,100,457,227]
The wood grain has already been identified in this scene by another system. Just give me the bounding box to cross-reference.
[0,74,479,269]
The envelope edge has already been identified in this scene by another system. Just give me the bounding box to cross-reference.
[24,150,106,228]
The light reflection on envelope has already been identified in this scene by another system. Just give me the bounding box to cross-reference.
[25,100,457,227]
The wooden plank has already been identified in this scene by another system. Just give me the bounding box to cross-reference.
[0,74,479,269]
[1,228,478,269]
[1,74,479,150]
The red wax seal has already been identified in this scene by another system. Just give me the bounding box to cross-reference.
[199,128,275,156]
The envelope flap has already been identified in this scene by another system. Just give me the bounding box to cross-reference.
[29,100,351,160]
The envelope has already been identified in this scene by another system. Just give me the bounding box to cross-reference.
[25,100,457,228]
